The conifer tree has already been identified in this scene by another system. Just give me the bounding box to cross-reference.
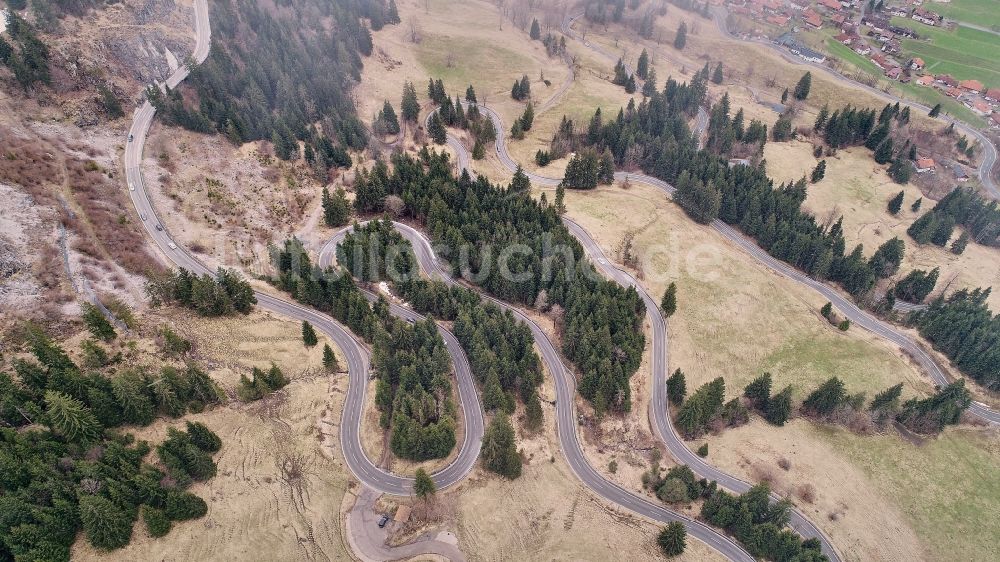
[401,81,420,123]
[529,18,541,40]
[928,103,941,117]
[887,190,904,215]
[520,102,534,131]
[674,21,688,50]
[793,71,812,100]
[428,113,447,144]
[950,232,969,255]
[802,377,847,416]
[810,160,826,183]
[743,373,772,409]
[481,413,521,479]
[911,197,922,212]
[302,321,318,347]
[44,390,100,442]
[667,368,686,406]
[764,386,792,426]
[82,302,116,341]
[322,187,351,227]
[661,282,677,317]
[658,522,687,556]
[711,62,724,84]
[465,85,477,103]
[323,343,340,372]
[414,468,436,500]
[637,49,650,79]
[642,68,658,97]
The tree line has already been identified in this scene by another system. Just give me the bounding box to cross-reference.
[355,149,645,415]
[912,288,999,391]
[269,237,456,461]
[151,0,393,173]
[145,268,256,317]
[0,326,222,559]
[907,186,999,249]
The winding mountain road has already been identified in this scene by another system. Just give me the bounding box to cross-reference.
[321,221,756,562]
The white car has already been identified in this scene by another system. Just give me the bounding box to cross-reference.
[167,242,177,250]
[140,213,147,221]
[129,183,134,191]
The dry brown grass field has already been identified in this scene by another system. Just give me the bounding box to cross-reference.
[555,181,1000,561]
[765,140,1000,313]
[71,311,354,561]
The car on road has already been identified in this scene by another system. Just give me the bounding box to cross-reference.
[167,242,177,250]
[128,133,134,142]
[140,213,147,221]
[155,224,163,231]
[377,514,390,528]
[129,182,134,191]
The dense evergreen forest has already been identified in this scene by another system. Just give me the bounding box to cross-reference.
[907,187,1000,248]
[150,0,398,171]
[0,327,222,559]
[145,268,256,317]
[270,237,456,461]
[352,148,645,415]
[336,219,545,431]
[914,288,999,390]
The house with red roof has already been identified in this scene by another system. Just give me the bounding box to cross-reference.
[835,33,853,44]
[945,86,962,98]
[819,0,842,10]
[914,157,936,172]
[915,75,934,86]
[960,79,984,92]
[935,74,958,87]
[910,57,924,70]
[968,99,993,116]
[804,10,823,28]
[767,14,791,25]
[984,89,1000,103]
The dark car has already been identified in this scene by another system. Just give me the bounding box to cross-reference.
[155,224,163,231]
[377,514,390,528]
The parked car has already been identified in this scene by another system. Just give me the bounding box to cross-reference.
[377,514,390,528]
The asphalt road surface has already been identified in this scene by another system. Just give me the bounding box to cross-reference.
[322,222,756,562]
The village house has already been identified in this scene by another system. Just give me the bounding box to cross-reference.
[831,13,847,26]
[984,89,1000,103]
[767,13,791,25]
[835,32,853,44]
[790,0,809,9]
[853,42,871,55]
[935,74,958,87]
[882,40,901,54]
[914,157,936,173]
[960,79,984,93]
[910,57,924,70]
[915,75,934,86]
[912,7,940,25]
[946,86,963,98]
[952,163,969,182]
[889,6,910,17]
[991,114,1000,128]
[804,10,823,28]
[968,99,993,116]
[886,66,903,80]
[819,0,842,11]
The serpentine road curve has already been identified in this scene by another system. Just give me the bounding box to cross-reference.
[320,222,756,562]
[124,0,486,516]
[466,97,1000,427]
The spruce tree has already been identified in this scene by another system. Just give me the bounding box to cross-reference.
[44,390,100,442]
[658,522,687,557]
[911,197,922,212]
[520,102,534,131]
[820,301,832,319]
[322,187,351,227]
[810,160,826,183]
[465,85,477,103]
[79,495,134,549]
[674,21,687,50]
[794,71,812,100]
[928,103,941,117]
[642,68,658,97]
[414,468,436,500]
[472,138,485,160]
[322,343,339,372]
[887,190,904,215]
[667,368,686,406]
[637,49,650,79]
[82,302,116,341]
[624,74,637,94]
[802,377,847,416]
[711,62,724,84]
[525,389,544,431]
[743,373,772,409]
[950,232,969,255]
[481,413,521,479]
[781,88,789,104]
[428,113,447,144]
[302,321,318,347]
[401,81,420,122]
[661,282,677,317]
[377,100,400,135]
[889,154,912,184]
[874,139,894,164]
[529,18,541,40]
[763,385,792,426]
